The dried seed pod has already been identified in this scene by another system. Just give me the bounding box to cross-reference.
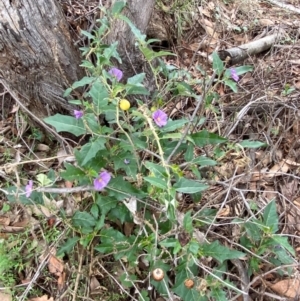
[184,278,194,289]
[152,268,164,281]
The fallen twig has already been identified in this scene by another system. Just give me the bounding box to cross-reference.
[209,29,285,64]
[267,0,300,14]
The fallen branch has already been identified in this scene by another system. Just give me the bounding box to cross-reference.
[267,0,300,15]
[209,29,284,64]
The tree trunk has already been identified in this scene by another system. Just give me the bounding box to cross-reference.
[105,0,156,85]
[0,0,155,120]
[0,0,84,119]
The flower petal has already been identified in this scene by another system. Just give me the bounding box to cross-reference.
[74,110,84,119]
[230,68,239,82]
[25,180,33,198]
[108,67,123,82]
[94,171,111,191]
[152,109,168,127]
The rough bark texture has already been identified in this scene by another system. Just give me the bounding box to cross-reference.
[0,0,155,119]
[0,0,84,118]
[105,0,156,94]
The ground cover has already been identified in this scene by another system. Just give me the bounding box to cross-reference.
[1,0,300,300]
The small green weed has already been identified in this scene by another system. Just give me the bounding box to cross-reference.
[0,238,18,287]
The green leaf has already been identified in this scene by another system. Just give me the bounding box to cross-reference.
[111,1,126,15]
[94,214,106,231]
[173,82,195,97]
[109,203,131,224]
[139,290,150,301]
[127,73,145,85]
[271,235,295,256]
[144,176,168,190]
[236,65,254,74]
[263,200,278,233]
[224,79,237,92]
[44,114,86,136]
[64,87,72,97]
[36,174,52,186]
[61,163,86,181]
[108,176,146,199]
[72,211,96,233]
[161,119,189,132]
[225,65,253,77]
[159,238,177,248]
[80,60,95,69]
[140,46,176,61]
[201,240,245,264]
[79,137,106,166]
[273,246,294,265]
[90,203,99,219]
[184,143,194,162]
[210,287,227,301]
[190,130,227,147]
[191,156,217,166]
[113,153,138,178]
[249,257,260,275]
[132,135,147,149]
[119,273,137,288]
[212,52,224,76]
[239,140,267,148]
[74,149,106,171]
[84,113,101,133]
[97,21,110,38]
[57,237,79,257]
[173,178,208,194]
[160,133,182,140]
[183,211,193,233]
[118,15,146,42]
[68,99,82,105]
[80,30,94,40]
[72,76,95,89]
[125,84,150,95]
[244,221,262,242]
[96,195,118,216]
[97,228,127,253]
[103,42,121,62]
[144,161,167,178]
[188,241,200,254]
[89,81,109,113]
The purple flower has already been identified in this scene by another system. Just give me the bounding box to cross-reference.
[230,68,239,82]
[74,110,84,119]
[108,67,123,82]
[124,159,130,164]
[25,180,33,198]
[93,171,111,191]
[152,109,168,127]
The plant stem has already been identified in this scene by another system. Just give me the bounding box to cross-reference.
[116,101,142,171]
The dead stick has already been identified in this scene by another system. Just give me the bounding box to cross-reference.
[209,29,284,64]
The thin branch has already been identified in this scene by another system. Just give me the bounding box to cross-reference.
[267,0,300,14]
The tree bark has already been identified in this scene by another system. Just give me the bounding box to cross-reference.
[0,0,84,119]
[0,0,156,120]
[105,0,156,92]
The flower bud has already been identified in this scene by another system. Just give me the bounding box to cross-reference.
[152,268,164,281]
[184,278,194,289]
